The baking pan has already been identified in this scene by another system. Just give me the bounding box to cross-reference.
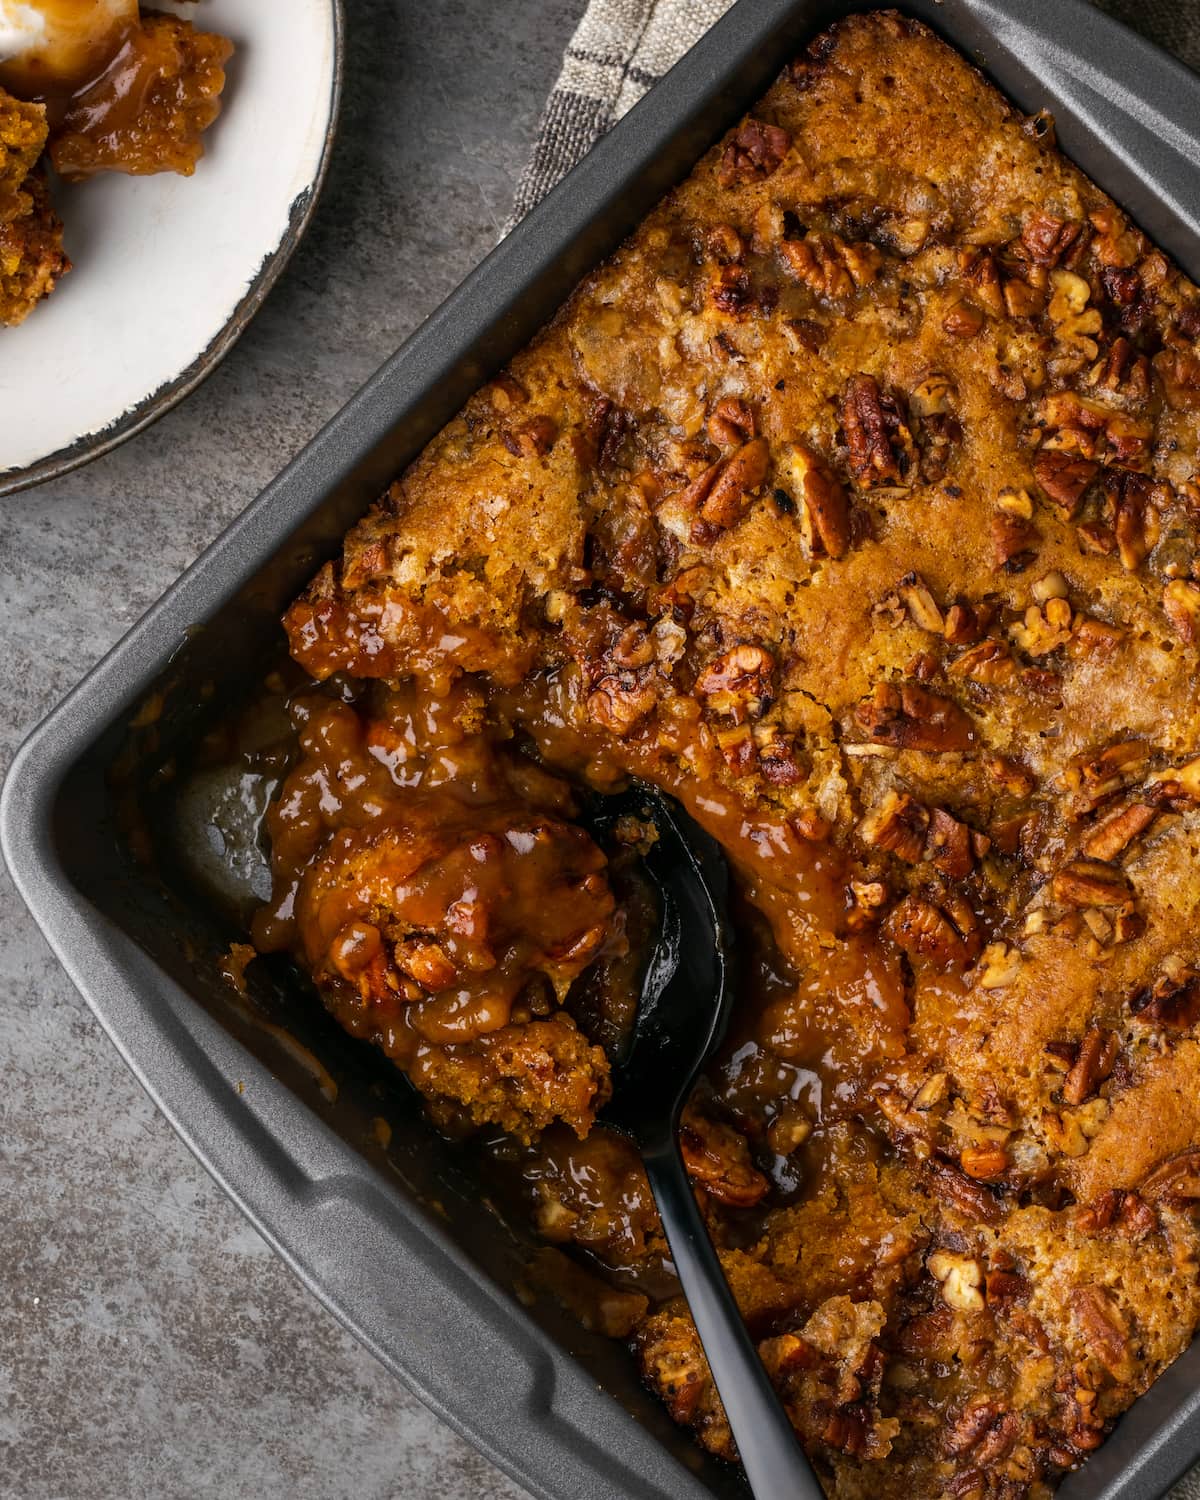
[5,2,1200,1497]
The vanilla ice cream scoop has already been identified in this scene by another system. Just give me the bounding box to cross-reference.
[0,0,137,99]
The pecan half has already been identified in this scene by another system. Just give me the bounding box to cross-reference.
[780,232,880,300]
[1051,859,1132,908]
[1129,968,1200,1029]
[1033,450,1099,516]
[859,791,928,863]
[1061,1027,1118,1105]
[1082,802,1156,861]
[1070,1286,1129,1378]
[780,443,851,559]
[959,1144,1009,1182]
[717,118,791,187]
[887,894,979,966]
[841,374,914,492]
[1141,1149,1200,1205]
[693,437,770,534]
[1020,211,1085,267]
[856,681,976,752]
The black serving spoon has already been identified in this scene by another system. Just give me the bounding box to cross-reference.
[587,784,826,1500]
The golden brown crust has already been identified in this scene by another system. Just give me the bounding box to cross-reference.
[279,12,1200,1495]
[0,168,69,327]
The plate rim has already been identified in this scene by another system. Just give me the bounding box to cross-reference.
[0,0,346,500]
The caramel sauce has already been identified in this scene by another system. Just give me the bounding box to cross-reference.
[0,0,135,122]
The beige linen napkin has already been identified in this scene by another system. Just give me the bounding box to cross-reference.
[509,1,1200,1495]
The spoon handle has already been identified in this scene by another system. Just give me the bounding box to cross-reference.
[644,1139,826,1500]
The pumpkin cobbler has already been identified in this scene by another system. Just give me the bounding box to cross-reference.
[252,14,1200,1497]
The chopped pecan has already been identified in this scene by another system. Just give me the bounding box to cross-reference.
[959,1144,1009,1181]
[985,1267,1030,1307]
[925,807,975,879]
[1060,1027,1118,1105]
[780,231,881,301]
[1020,211,1085,267]
[944,601,983,646]
[1151,756,1200,804]
[755,724,806,786]
[587,670,659,736]
[394,937,458,992]
[1070,1286,1129,1378]
[887,894,979,966]
[1101,470,1159,570]
[780,443,851,559]
[978,941,1021,990]
[1163,579,1200,643]
[1129,968,1200,1029]
[860,792,929,864]
[1051,859,1132,909]
[841,374,914,492]
[1011,598,1073,656]
[991,508,1038,569]
[950,638,1016,686]
[705,223,744,265]
[717,117,791,187]
[1082,802,1156,861]
[943,299,985,338]
[501,414,558,458]
[1034,450,1099,516]
[927,1159,1001,1223]
[1061,741,1147,814]
[679,1109,770,1208]
[855,681,975,752]
[708,264,755,316]
[1076,1189,1157,1239]
[706,397,757,448]
[1047,269,1103,359]
[694,437,770,534]
[695,644,775,724]
[1141,1149,1200,1205]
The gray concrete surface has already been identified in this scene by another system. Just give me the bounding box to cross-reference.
[0,3,585,1497]
[3,3,1198,1500]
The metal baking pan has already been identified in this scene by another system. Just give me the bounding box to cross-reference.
[5,2,1200,1496]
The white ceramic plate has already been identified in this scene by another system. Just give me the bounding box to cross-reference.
[0,0,343,494]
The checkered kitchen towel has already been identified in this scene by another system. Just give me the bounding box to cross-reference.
[509,0,1200,1496]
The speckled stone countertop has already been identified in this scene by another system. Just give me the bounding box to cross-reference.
[0,2,583,1495]
[3,2,1198,1498]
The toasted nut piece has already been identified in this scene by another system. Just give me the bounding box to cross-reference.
[717,118,791,187]
[695,437,770,532]
[705,396,757,447]
[943,299,984,337]
[997,486,1035,520]
[1061,1027,1118,1105]
[1052,859,1133,908]
[859,791,928,863]
[928,1251,985,1312]
[960,1144,1009,1181]
[978,941,1021,989]
[925,807,975,879]
[1141,1149,1200,1205]
[1070,1286,1130,1378]
[1083,802,1156,861]
[1163,579,1200,643]
[950,638,1016,685]
[897,571,944,632]
[679,1109,770,1207]
[695,643,775,722]
[887,894,979,966]
[1032,570,1070,602]
[1034,449,1099,515]
[1151,756,1200,802]
[1021,212,1085,267]
[841,373,914,491]
[1129,968,1200,1029]
[780,443,851,559]
[856,681,976,752]
[927,1159,1001,1222]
